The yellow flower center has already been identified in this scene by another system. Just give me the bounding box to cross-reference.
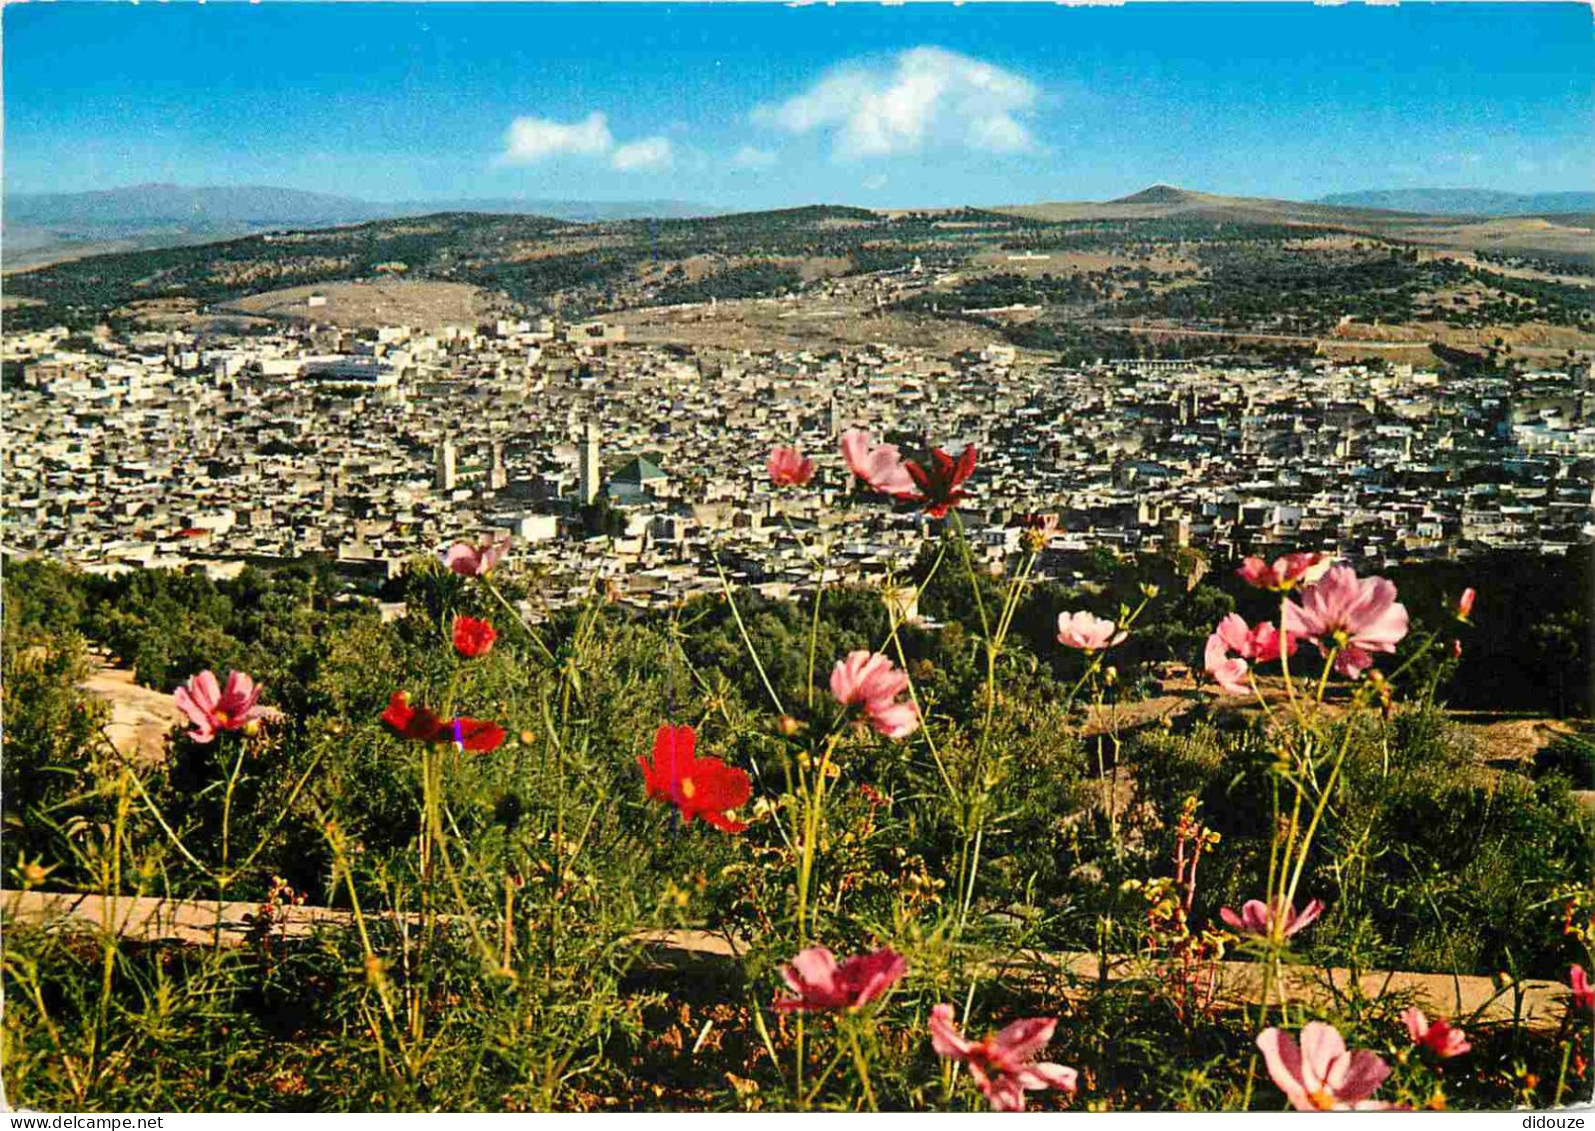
[680,777,696,800]
[1309,1090,1338,1111]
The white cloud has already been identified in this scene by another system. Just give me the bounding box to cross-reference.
[496,112,673,174]
[610,136,674,172]
[499,112,614,165]
[863,174,890,191]
[730,145,778,170]
[753,46,1038,160]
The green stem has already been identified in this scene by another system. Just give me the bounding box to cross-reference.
[218,737,249,876]
[1314,645,1338,706]
[481,576,556,665]
[1553,1038,1573,1107]
[711,548,786,716]
[1283,711,1360,914]
[807,558,826,712]
[793,730,841,1107]
[845,1020,879,1112]
[100,731,211,877]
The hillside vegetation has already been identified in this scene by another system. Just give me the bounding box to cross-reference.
[6,192,1589,349]
[3,522,1591,1111]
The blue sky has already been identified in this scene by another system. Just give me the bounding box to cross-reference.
[4,3,1590,208]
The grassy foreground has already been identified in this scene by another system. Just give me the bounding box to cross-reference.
[3,493,1592,1111]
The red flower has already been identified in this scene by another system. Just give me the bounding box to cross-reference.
[453,616,497,658]
[1021,512,1060,552]
[380,691,506,752]
[898,445,977,518]
[637,723,751,833]
[1402,1007,1471,1059]
[1456,587,1476,623]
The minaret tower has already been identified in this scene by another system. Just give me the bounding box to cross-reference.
[578,421,600,505]
[435,437,458,492]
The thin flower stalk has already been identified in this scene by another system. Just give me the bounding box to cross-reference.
[950,526,1040,935]
[711,547,786,717]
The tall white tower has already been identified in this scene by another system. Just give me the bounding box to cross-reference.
[488,440,507,491]
[578,421,600,505]
[435,437,457,492]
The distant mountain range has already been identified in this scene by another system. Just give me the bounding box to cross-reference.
[1,184,727,268]
[1317,188,1595,216]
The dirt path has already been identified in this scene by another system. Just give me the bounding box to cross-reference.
[5,888,1577,1030]
[1082,680,1581,765]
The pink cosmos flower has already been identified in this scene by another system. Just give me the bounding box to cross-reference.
[1237,552,1334,592]
[173,670,266,743]
[773,946,908,1012]
[1456,587,1476,623]
[1220,897,1324,940]
[1282,565,1410,678]
[840,429,917,497]
[829,650,920,739]
[929,1003,1078,1112]
[1402,1007,1471,1058]
[863,700,921,739]
[1056,610,1127,652]
[767,445,814,488]
[444,537,510,577]
[831,650,909,708]
[1203,614,1297,696]
[1572,965,1595,1014]
[1256,1023,1393,1111]
[1204,633,1252,695]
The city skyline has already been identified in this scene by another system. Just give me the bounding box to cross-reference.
[4,3,1591,209]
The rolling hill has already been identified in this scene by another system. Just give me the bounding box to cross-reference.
[1,184,728,270]
[1000,185,1595,263]
[2,189,1588,354]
